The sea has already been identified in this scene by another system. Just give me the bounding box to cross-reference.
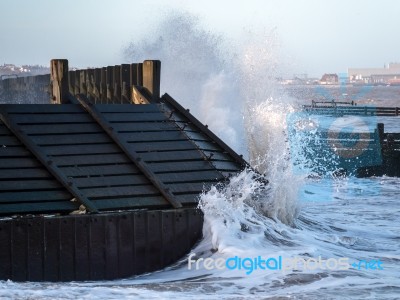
[1,17,400,298]
[0,82,399,299]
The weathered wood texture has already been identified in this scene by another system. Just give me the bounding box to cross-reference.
[0,60,160,104]
[50,59,69,104]
[0,74,50,104]
[0,103,244,215]
[69,61,158,104]
[0,208,203,282]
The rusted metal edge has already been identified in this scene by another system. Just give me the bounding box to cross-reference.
[161,93,250,169]
[0,109,99,213]
[74,94,182,209]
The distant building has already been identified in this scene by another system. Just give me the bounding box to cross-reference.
[320,73,338,85]
[348,63,400,84]
[0,64,49,77]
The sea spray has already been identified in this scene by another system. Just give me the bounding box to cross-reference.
[123,12,245,154]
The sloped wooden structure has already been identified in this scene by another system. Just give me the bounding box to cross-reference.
[0,60,248,281]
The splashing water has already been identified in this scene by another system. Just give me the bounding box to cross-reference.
[2,10,399,300]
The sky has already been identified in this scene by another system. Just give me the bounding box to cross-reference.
[1,0,399,77]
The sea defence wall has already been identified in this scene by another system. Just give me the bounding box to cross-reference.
[0,60,160,104]
[0,59,248,282]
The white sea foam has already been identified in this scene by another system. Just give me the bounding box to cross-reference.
[1,10,399,300]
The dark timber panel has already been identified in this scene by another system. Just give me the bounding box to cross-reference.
[0,102,244,216]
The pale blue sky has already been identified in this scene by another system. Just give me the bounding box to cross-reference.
[1,0,399,77]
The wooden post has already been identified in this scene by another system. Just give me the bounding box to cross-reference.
[377,123,384,144]
[121,64,130,103]
[106,66,113,103]
[79,70,87,98]
[142,60,161,102]
[68,71,75,96]
[93,68,101,103]
[74,70,81,95]
[100,67,107,103]
[50,59,69,104]
[113,65,121,103]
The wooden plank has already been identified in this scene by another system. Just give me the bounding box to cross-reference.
[43,218,60,281]
[59,217,75,281]
[146,210,162,271]
[93,68,102,104]
[174,194,201,204]
[143,60,161,101]
[96,104,160,113]
[10,113,92,124]
[121,64,131,104]
[51,59,69,104]
[89,215,106,280]
[76,96,182,209]
[140,150,206,162]
[117,213,134,277]
[0,146,31,157]
[0,104,83,114]
[0,126,10,135]
[84,185,159,198]
[0,180,63,191]
[74,216,90,280]
[203,150,236,161]
[157,170,224,183]
[30,133,111,146]
[0,112,98,212]
[120,131,187,142]
[92,196,168,210]
[167,182,214,194]
[133,211,147,274]
[148,161,215,173]
[0,201,78,215]
[43,143,121,156]
[162,94,250,169]
[0,168,51,179]
[188,140,221,151]
[174,210,189,261]
[19,123,102,135]
[0,157,42,168]
[0,190,72,203]
[68,71,75,95]
[0,219,12,280]
[27,218,44,280]
[111,122,181,132]
[104,214,119,279]
[60,164,140,177]
[11,219,28,281]
[51,153,128,166]
[106,66,113,104]
[183,131,210,141]
[100,68,107,103]
[74,175,150,188]
[129,140,198,152]
[161,211,175,266]
[210,160,242,171]
[104,112,167,122]
[0,135,23,146]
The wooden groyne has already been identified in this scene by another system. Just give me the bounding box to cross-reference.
[302,100,400,116]
[0,60,160,105]
[0,59,248,282]
[300,123,400,177]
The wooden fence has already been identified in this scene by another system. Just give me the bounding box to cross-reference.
[0,60,161,105]
[302,105,400,116]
